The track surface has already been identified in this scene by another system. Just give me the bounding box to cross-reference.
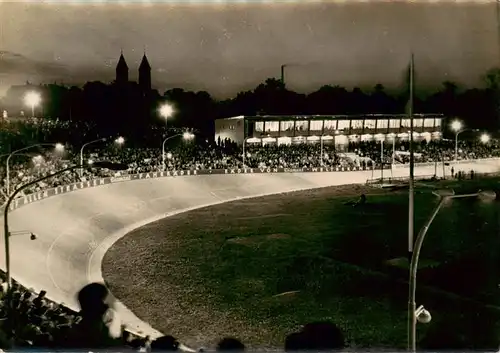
[0,163,493,336]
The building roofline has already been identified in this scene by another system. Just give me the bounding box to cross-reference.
[217,114,445,121]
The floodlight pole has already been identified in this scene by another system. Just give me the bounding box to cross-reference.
[3,165,86,292]
[6,143,62,196]
[2,162,125,336]
[162,133,188,171]
[454,129,478,163]
[408,191,484,352]
[243,139,246,168]
[408,53,415,262]
[380,140,384,182]
[79,138,107,177]
[320,137,324,167]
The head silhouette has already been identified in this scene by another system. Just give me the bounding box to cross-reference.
[300,321,345,350]
[284,332,307,351]
[151,335,179,351]
[77,282,109,319]
[217,337,245,351]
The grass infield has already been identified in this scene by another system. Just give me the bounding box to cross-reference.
[103,178,500,350]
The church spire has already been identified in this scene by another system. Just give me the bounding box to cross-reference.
[116,50,129,85]
[139,52,151,71]
[138,48,151,93]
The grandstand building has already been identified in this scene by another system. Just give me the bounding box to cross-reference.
[215,114,444,148]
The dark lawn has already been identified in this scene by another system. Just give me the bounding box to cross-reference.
[103,180,500,349]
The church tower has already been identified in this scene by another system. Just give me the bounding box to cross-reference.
[138,52,152,93]
[116,51,129,85]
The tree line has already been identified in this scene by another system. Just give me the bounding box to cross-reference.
[2,67,500,140]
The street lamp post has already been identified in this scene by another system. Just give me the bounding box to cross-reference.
[162,132,194,171]
[320,136,324,167]
[6,143,65,196]
[391,135,396,165]
[3,161,128,292]
[159,103,174,133]
[380,140,384,182]
[408,189,497,351]
[24,92,41,118]
[78,136,125,177]
[243,138,247,168]
[450,120,480,163]
[79,138,107,177]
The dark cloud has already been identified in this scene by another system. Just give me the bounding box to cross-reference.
[1,50,70,76]
[0,2,499,98]
[0,50,115,89]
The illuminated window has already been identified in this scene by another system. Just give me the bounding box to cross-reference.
[310,120,323,131]
[389,119,400,129]
[364,119,376,129]
[295,121,308,131]
[265,121,279,132]
[351,120,363,129]
[414,119,423,128]
[401,119,411,128]
[255,122,264,132]
[337,120,350,130]
[324,120,337,130]
[377,119,388,129]
[423,119,434,128]
[280,121,294,131]
[435,119,442,127]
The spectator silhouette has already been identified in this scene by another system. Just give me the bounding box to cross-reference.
[58,282,121,348]
[301,321,345,350]
[344,193,366,208]
[284,332,307,351]
[285,322,345,351]
[151,335,179,351]
[217,337,245,351]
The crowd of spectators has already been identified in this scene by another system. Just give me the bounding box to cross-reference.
[355,139,500,164]
[0,278,346,351]
[2,138,500,205]
[0,137,499,350]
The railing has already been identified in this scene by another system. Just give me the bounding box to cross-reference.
[366,174,438,185]
[366,170,500,186]
[390,157,500,169]
[4,165,385,212]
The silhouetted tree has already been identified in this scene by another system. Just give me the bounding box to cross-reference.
[3,66,500,146]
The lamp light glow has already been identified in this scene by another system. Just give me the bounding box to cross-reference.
[451,120,462,132]
[480,133,491,144]
[159,104,174,119]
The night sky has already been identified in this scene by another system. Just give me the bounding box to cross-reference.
[0,1,498,99]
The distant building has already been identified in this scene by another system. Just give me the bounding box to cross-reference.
[215,114,444,148]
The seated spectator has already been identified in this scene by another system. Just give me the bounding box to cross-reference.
[57,282,121,348]
[285,321,345,351]
[284,331,307,351]
[151,335,180,351]
[216,337,245,351]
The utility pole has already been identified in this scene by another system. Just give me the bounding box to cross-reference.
[408,53,415,262]
[497,0,500,60]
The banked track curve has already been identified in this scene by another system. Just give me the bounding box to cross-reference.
[0,161,496,337]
